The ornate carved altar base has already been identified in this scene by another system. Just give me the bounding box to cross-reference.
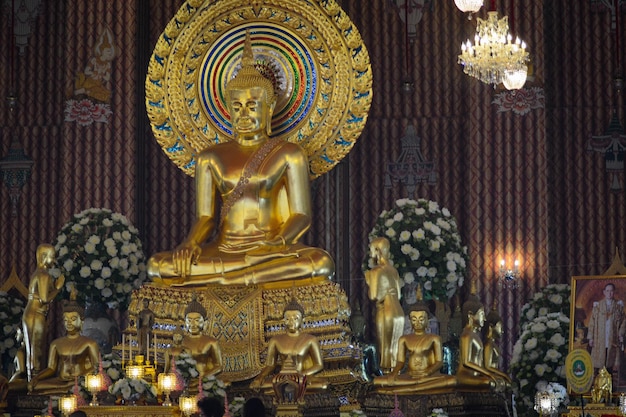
[78,405,180,416]
[565,404,622,417]
[362,391,511,417]
[127,280,358,385]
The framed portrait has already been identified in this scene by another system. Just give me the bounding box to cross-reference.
[570,275,626,390]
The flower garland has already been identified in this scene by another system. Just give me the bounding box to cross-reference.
[0,291,24,367]
[364,198,468,301]
[509,311,570,415]
[175,352,200,384]
[53,207,149,311]
[200,374,227,399]
[109,377,157,402]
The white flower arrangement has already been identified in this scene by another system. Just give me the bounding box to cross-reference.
[510,309,570,415]
[229,396,245,417]
[349,409,367,417]
[430,408,448,417]
[109,377,157,402]
[0,291,24,364]
[175,352,200,383]
[535,381,569,408]
[519,283,571,330]
[200,374,227,399]
[364,198,468,301]
[53,207,149,310]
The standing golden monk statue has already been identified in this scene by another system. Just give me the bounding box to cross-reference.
[137,298,155,358]
[28,290,99,394]
[22,243,65,380]
[249,297,328,395]
[147,31,334,287]
[364,237,405,373]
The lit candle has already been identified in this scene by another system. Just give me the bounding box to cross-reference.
[147,333,150,363]
[121,334,125,365]
[154,334,157,367]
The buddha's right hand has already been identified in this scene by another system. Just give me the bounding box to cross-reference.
[172,243,201,278]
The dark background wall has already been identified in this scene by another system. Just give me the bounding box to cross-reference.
[0,0,624,367]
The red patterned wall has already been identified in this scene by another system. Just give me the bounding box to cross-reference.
[0,0,625,370]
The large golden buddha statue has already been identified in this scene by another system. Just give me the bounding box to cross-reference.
[28,293,99,395]
[147,32,334,287]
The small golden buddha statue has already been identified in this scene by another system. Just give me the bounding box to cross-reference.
[483,303,512,387]
[374,285,456,394]
[147,31,334,286]
[249,297,328,395]
[28,292,100,394]
[364,237,405,373]
[164,327,187,373]
[591,367,612,404]
[22,243,65,380]
[455,285,500,390]
[8,328,27,391]
[180,295,222,379]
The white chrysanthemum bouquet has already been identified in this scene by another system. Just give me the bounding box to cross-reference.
[364,198,468,301]
[53,207,149,310]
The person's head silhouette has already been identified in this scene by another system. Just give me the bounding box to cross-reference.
[244,397,266,417]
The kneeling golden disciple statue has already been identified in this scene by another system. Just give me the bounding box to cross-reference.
[250,298,328,397]
[147,32,334,287]
[456,287,501,390]
[374,286,456,394]
[28,293,99,394]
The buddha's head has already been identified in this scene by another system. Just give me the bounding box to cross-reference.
[225,31,277,140]
[62,296,85,335]
[184,294,207,335]
[462,296,484,329]
[408,284,431,332]
[485,307,503,340]
[36,243,55,268]
[369,237,390,262]
[283,297,305,333]
[172,327,184,345]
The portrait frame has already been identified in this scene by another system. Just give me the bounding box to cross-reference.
[570,274,626,391]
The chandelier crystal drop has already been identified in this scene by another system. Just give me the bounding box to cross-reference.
[458,11,529,88]
[454,0,484,15]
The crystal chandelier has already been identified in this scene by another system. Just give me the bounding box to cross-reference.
[458,11,529,88]
[454,0,484,17]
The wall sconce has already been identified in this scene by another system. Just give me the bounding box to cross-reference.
[179,394,198,416]
[86,373,103,406]
[497,258,520,289]
[534,391,557,417]
[158,372,176,407]
[59,395,78,417]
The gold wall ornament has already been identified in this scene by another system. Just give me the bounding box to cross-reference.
[146,0,372,179]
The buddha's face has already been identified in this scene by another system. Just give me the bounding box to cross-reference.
[173,333,183,345]
[185,312,204,335]
[63,312,82,333]
[409,310,428,332]
[229,87,272,140]
[284,310,303,333]
[473,308,486,329]
[492,321,503,338]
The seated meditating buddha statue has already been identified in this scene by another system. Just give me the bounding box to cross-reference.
[28,293,100,394]
[147,31,334,287]
[249,297,328,400]
[455,286,502,390]
[483,303,512,388]
[179,295,222,380]
[374,285,456,394]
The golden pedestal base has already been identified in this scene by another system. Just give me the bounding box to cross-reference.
[565,404,621,417]
[79,405,180,417]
